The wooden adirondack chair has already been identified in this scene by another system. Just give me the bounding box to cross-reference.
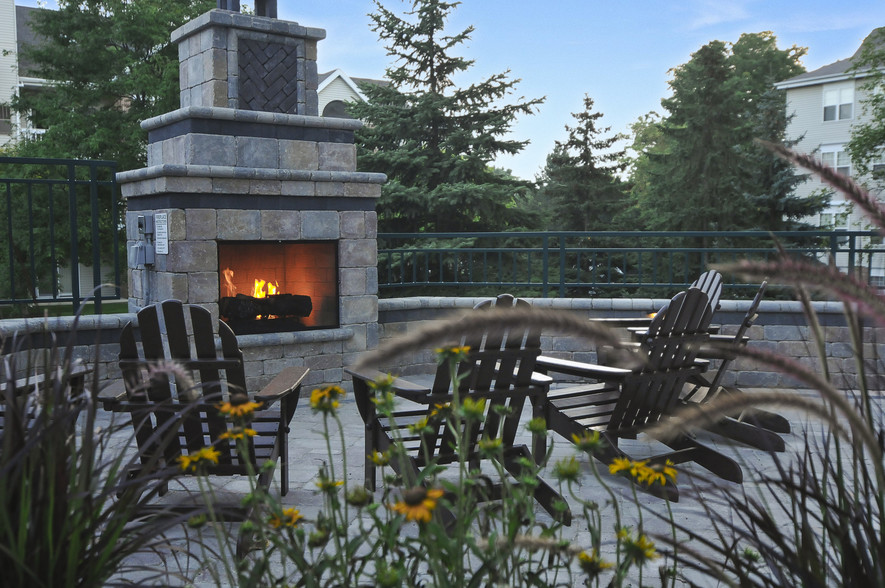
[99,300,308,502]
[536,287,742,501]
[684,281,791,450]
[346,294,570,525]
[618,270,724,335]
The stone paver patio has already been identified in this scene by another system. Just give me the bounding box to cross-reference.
[102,386,835,586]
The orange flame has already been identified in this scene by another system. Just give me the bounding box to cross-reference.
[252,278,280,299]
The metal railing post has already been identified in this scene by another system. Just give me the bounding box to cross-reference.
[67,162,81,313]
[559,235,566,298]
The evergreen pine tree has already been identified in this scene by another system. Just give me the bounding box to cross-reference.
[638,41,742,231]
[629,33,818,232]
[349,0,544,233]
[537,95,627,230]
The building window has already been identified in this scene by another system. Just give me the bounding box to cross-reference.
[820,145,851,178]
[823,82,854,121]
[872,150,885,173]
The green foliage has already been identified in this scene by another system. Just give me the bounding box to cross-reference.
[186,349,680,586]
[350,0,544,233]
[0,159,122,308]
[847,27,885,188]
[537,95,629,231]
[653,145,885,585]
[627,33,821,232]
[0,327,196,586]
[9,0,214,171]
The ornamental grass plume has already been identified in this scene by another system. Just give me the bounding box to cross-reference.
[640,143,885,586]
[759,138,885,233]
[351,306,634,372]
[0,326,203,586]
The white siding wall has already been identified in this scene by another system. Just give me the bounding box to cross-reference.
[318,77,361,114]
[0,0,19,146]
[786,80,872,223]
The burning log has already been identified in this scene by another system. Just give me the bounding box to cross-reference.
[220,293,312,320]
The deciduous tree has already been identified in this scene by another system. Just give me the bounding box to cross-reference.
[11,0,214,171]
[848,28,885,187]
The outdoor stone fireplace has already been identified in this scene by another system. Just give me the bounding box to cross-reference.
[116,8,385,389]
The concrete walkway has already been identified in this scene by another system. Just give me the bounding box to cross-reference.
[103,387,830,586]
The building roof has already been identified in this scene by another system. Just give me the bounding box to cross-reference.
[318,70,388,92]
[776,27,884,89]
[16,5,46,79]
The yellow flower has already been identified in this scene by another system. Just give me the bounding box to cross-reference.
[368,373,395,392]
[460,396,487,420]
[369,450,390,466]
[571,430,604,453]
[621,531,659,565]
[316,478,345,493]
[346,486,372,507]
[478,437,503,453]
[434,345,471,364]
[429,402,451,417]
[610,457,677,487]
[389,487,445,523]
[218,427,257,441]
[617,528,658,565]
[310,385,344,413]
[177,446,221,472]
[635,460,678,487]
[408,417,431,434]
[268,507,304,529]
[525,417,547,435]
[578,549,613,576]
[609,457,649,479]
[552,456,581,483]
[218,400,262,419]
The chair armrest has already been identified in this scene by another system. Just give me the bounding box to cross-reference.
[345,367,432,403]
[531,372,553,387]
[97,379,127,409]
[536,355,631,380]
[590,317,654,328]
[255,366,309,403]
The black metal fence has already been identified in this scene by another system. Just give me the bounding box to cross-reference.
[0,157,123,315]
[378,231,885,298]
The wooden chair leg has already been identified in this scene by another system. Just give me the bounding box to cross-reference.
[279,415,289,496]
[503,447,572,525]
[703,417,785,452]
[364,424,376,492]
[664,436,743,483]
[736,408,792,434]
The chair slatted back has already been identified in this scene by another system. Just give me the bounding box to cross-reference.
[692,270,723,312]
[119,300,251,469]
[417,294,542,465]
[609,288,712,433]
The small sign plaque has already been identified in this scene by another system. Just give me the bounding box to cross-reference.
[154,213,169,255]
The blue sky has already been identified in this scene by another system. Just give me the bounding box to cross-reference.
[15,0,885,179]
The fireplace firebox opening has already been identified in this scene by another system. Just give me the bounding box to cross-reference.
[218,241,339,335]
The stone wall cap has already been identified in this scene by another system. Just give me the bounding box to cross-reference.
[117,164,386,185]
[0,312,135,337]
[378,296,850,315]
[141,107,362,132]
[171,9,326,45]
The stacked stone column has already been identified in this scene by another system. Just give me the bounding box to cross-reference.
[116,9,385,389]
